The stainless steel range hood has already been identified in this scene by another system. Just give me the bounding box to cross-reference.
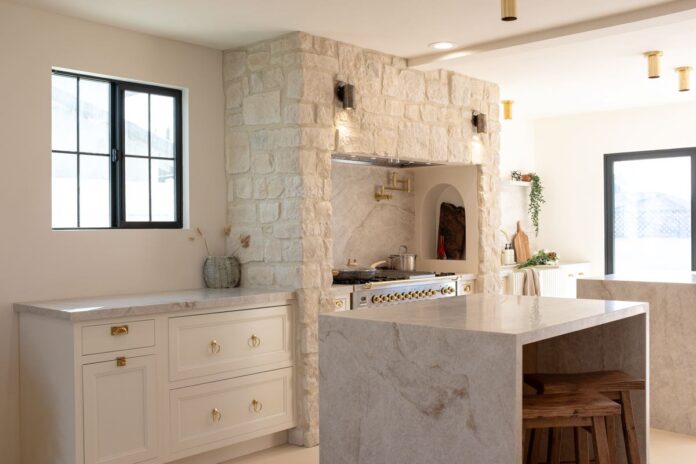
[331,153,442,168]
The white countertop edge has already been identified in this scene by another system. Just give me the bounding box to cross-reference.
[14,287,296,322]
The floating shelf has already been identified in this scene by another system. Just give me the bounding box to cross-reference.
[504,179,532,187]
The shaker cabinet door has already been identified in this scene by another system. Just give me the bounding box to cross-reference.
[83,355,158,464]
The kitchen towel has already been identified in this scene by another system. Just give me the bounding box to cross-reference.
[522,268,540,296]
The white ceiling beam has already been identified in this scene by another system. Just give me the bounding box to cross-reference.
[409,0,696,69]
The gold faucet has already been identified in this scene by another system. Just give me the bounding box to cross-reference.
[385,172,412,193]
[374,186,392,202]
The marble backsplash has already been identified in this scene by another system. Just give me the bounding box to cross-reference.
[331,162,415,268]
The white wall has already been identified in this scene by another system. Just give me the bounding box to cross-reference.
[500,118,536,248]
[534,101,696,276]
[0,3,225,462]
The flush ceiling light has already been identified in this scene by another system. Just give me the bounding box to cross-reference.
[644,51,663,79]
[501,100,514,120]
[501,0,517,21]
[429,41,456,50]
[676,66,692,92]
[335,81,355,110]
[472,111,487,134]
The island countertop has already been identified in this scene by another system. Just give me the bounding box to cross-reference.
[580,271,696,284]
[321,293,647,345]
[14,287,295,321]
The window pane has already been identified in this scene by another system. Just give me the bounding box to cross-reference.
[150,95,175,158]
[79,155,110,227]
[52,152,77,228]
[52,75,77,152]
[125,157,149,221]
[79,79,110,154]
[613,156,691,273]
[151,159,175,221]
[124,91,149,156]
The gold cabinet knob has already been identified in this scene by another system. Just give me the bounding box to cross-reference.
[116,356,126,367]
[249,334,261,348]
[211,407,222,423]
[210,339,222,354]
[463,284,472,293]
[111,325,129,336]
[251,399,263,413]
[334,299,345,309]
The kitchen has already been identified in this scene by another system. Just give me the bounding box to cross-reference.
[4,1,696,464]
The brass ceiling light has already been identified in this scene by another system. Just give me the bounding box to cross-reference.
[644,51,663,79]
[676,67,692,92]
[501,100,514,120]
[501,0,517,21]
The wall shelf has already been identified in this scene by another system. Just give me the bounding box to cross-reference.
[504,179,531,187]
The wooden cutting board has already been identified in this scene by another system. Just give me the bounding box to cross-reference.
[513,221,531,263]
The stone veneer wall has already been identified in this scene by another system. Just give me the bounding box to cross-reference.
[223,31,501,447]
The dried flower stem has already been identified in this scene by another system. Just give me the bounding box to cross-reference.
[196,227,211,256]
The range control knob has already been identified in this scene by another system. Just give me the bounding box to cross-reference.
[372,295,381,304]
[427,289,435,296]
[418,291,425,298]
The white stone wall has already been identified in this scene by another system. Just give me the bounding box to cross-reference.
[223,31,501,447]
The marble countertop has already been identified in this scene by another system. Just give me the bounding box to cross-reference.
[580,272,696,284]
[14,287,296,321]
[320,293,646,344]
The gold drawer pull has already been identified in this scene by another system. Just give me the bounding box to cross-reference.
[251,399,263,413]
[210,339,222,354]
[249,334,261,348]
[116,356,127,367]
[463,284,472,293]
[211,407,222,423]
[111,325,129,336]
[578,272,585,276]
[335,299,344,309]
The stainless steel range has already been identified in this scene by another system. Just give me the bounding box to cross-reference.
[334,270,472,309]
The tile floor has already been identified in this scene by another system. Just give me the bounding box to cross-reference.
[224,429,696,464]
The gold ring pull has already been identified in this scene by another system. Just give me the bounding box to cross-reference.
[249,334,261,348]
[116,356,126,367]
[211,408,222,423]
[111,325,129,336]
[210,339,222,354]
[251,399,263,413]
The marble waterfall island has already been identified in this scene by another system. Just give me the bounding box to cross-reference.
[578,273,696,437]
[319,294,648,464]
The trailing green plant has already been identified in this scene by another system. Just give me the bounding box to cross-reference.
[517,250,559,269]
[528,173,545,236]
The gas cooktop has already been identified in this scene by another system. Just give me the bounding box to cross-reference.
[332,270,455,286]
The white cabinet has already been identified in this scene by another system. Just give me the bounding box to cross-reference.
[18,293,296,464]
[83,356,158,464]
[502,263,591,298]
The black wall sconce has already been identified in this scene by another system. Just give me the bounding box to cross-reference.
[472,111,487,134]
[336,81,355,110]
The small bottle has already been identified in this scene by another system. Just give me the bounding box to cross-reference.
[502,243,515,265]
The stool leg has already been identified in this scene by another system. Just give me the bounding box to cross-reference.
[607,415,618,463]
[591,416,612,464]
[525,429,536,464]
[620,391,641,464]
[574,427,589,464]
[548,428,562,464]
[528,428,544,464]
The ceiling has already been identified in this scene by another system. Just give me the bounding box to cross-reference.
[13,0,696,118]
[11,0,678,54]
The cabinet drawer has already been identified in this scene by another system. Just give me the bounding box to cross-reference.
[169,367,295,452]
[168,306,292,381]
[82,320,155,355]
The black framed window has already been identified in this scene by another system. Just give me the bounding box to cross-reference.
[51,70,183,229]
[604,148,696,274]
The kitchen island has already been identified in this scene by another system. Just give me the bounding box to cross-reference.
[579,273,696,437]
[319,294,648,464]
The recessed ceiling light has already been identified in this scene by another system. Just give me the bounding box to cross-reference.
[429,42,456,50]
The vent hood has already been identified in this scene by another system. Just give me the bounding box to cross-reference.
[331,153,442,168]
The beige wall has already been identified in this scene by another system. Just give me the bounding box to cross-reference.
[0,3,225,462]
[534,101,696,276]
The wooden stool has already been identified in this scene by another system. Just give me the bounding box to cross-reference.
[524,371,645,464]
[523,392,621,464]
